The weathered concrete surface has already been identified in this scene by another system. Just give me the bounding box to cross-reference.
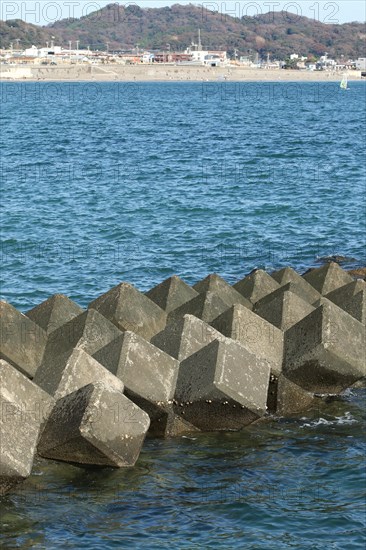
[211,304,284,376]
[267,373,316,415]
[271,267,321,304]
[42,309,122,363]
[146,275,198,313]
[38,382,150,467]
[233,269,280,305]
[34,347,124,400]
[348,267,366,280]
[0,301,47,379]
[89,282,167,340]
[193,273,252,309]
[0,360,54,495]
[174,339,270,431]
[303,262,354,295]
[254,285,315,331]
[151,314,225,361]
[167,291,230,325]
[26,294,84,334]
[93,331,181,436]
[283,298,366,393]
[325,280,366,324]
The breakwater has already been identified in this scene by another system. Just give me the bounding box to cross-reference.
[1,262,365,495]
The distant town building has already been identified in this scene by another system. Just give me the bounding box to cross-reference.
[356,57,366,70]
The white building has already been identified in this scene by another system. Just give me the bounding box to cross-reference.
[356,58,366,70]
[24,45,39,57]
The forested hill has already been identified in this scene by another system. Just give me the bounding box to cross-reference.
[1,3,365,59]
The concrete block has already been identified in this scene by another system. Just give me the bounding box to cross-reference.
[94,332,180,436]
[254,286,315,331]
[303,262,354,295]
[233,269,280,305]
[267,373,316,415]
[38,382,150,467]
[34,347,124,400]
[151,314,225,361]
[174,339,270,431]
[167,291,230,325]
[193,273,252,309]
[325,280,366,324]
[283,298,366,393]
[271,267,321,304]
[211,304,284,376]
[42,309,122,363]
[89,282,167,340]
[0,360,54,495]
[26,294,84,334]
[0,301,47,379]
[146,275,198,313]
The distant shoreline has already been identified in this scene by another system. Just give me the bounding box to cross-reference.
[0,64,364,83]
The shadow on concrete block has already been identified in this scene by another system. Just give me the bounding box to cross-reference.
[38,382,150,468]
[233,269,280,305]
[211,304,284,377]
[193,273,252,309]
[0,301,47,379]
[0,360,54,495]
[174,339,270,431]
[34,346,124,400]
[89,282,167,340]
[146,275,198,313]
[26,294,84,335]
[152,314,225,361]
[283,298,366,393]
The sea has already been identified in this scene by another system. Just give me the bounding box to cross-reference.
[0,81,365,549]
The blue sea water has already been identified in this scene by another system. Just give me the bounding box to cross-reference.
[0,81,365,549]
[0,81,365,310]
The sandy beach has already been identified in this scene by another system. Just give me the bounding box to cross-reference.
[0,63,364,82]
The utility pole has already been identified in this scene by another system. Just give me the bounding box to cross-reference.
[69,40,72,63]
[76,39,79,64]
[198,29,202,51]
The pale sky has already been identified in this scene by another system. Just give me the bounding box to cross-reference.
[1,0,365,25]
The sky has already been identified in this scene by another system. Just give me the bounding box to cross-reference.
[1,0,365,25]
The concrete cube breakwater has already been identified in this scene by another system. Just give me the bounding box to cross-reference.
[1,262,365,495]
